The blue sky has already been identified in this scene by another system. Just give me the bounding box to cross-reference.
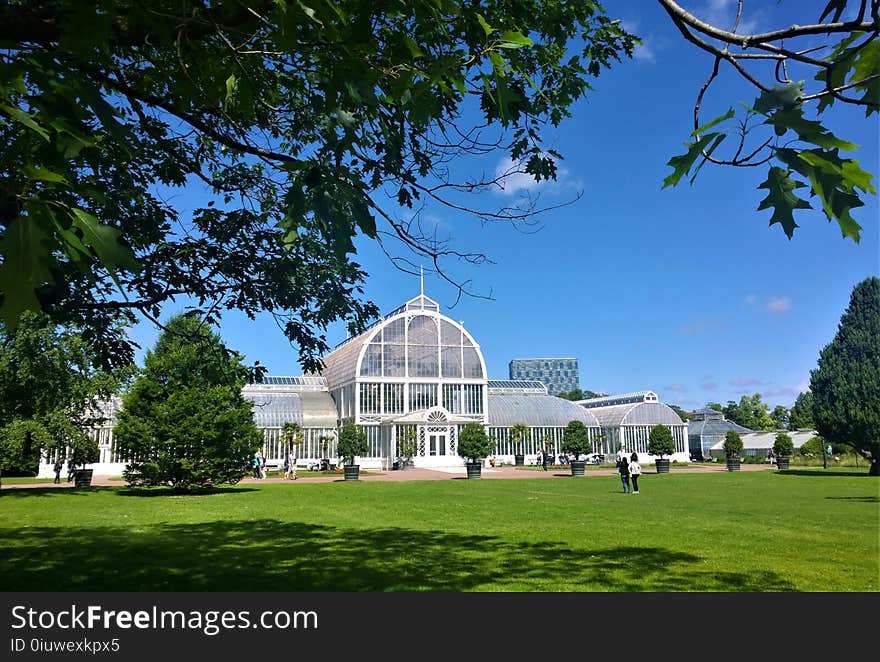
[129,0,879,411]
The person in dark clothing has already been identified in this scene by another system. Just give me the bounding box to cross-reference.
[53,460,63,484]
[541,446,549,471]
[617,455,631,493]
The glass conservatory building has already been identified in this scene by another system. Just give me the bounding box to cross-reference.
[35,293,690,476]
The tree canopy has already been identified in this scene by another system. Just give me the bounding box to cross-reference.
[114,313,262,488]
[722,429,743,457]
[1,1,874,376]
[0,0,635,371]
[788,391,816,430]
[336,424,369,466]
[810,276,880,475]
[723,393,775,431]
[647,424,676,459]
[457,422,494,464]
[0,312,127,474]
[561,419,591,460]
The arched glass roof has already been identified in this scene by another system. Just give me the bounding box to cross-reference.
[585,402,684,427]
[487,394,599,428]
[320,295,486,390]
[243,390,338,429]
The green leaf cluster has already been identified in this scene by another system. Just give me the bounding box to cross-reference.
[722,430,743,458]
[773,432,795,458]
[647,424,676,459]
[457,422,495,464]
[0,0,637,371]
[560,420,591,460]
[336,424,369,466]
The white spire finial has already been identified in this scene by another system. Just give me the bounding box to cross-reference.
[420,265,424,298]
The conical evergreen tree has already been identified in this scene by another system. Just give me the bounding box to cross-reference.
[115,314,261,489]
[810,277,880,475]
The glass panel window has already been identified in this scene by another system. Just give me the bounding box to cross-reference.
[463,384,483,414]
[462,347,484,378]
[408,343,439,377]
[383,383,404,414]
[360,383,381,414]
[383,343,405,377]
[409,383,438,411]
[441,346,462,378]
[361,342,382,376]
[443,384,462,414]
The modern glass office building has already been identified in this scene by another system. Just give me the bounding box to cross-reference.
[508,357,579,395]
[35,293,690,477]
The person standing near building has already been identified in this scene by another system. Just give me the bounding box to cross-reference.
[252,452,262,479]
[617,454,631,493]
[286,450,297,480]
[541,445,549,471]
[53,459,63,484]
[629,452,641,494]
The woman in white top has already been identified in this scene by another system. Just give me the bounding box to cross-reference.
[629,452,641,494]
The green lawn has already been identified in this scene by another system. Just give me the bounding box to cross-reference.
[0,470,876,592]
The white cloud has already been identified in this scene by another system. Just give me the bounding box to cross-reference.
[699,0,761,33]
[765,296,792,315]
[701,381,718,391]
[664,383,688,393]
[743,293,756,305]
[492,156,579,197]
[730,377,766,387]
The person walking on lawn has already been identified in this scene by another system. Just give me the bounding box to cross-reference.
[617,454,631,493]
[629,452,641,494]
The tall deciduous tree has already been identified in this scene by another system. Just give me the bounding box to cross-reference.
[810,276,880,475]
[723,393,774,431]
[115,314,262,489]
[0,312,127,474]
[789,391,816,430]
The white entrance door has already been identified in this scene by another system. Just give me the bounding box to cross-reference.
[417,426,455,467]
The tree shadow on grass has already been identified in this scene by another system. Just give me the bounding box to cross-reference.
[826,496,879,503]
[0,487,96,498]
[776,470,871,477]
[116,487,259,497]
[0,519,796,592]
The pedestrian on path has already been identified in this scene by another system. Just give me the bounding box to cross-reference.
[541,446,549,471]
[629,452,641,494]
[53,459,63,484]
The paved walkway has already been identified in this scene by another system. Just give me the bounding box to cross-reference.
[0,462,774,490]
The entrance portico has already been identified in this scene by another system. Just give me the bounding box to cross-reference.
[388,407,481,468]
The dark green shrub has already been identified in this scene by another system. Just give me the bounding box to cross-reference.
[647,425,676,458]
[722,430,744,458]
[457,423,494,464]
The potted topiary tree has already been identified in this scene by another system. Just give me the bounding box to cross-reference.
[648,424,676,474]
[457,422,495,479]
[723,430,744,471]
[773,432,795,470]
[510,422,529,466]
[561,420,591,476]
[397,427,417,470]
[337,424,369,481]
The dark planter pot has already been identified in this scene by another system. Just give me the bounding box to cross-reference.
[570,460,586,477]
[343,465,360,481]
[73,469,93,487]
[514,454,525,466]
[466,462,482,479]
[776,457,790,470]
[655,458,670,474]
[726,456,741,472]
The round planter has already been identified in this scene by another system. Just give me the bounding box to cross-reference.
[655,458,670,474]
[570,460,586,477]
[514,454,525,466]
[776,457,790,470]
[73,469,93,487]
[465,462,482,479]
[726,456,741,472]
[343,465,360,481]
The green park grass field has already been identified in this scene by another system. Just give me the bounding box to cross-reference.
[0,469,876,592]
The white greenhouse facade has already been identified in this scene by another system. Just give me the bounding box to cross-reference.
[34,293,690,477]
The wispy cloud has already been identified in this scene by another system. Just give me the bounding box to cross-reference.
[676,319,721,335]
[765,296,792,315]
[730,377,766,387]
[698,0,762,33]
[701,381,718,391]
[664,383,688,393]
[621,20,656,62]
[492,156,579,197]
[743,293,756,305]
